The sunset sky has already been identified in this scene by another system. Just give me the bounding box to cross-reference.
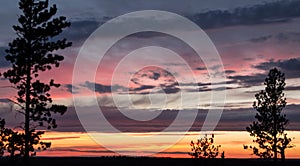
[0,0,300,158]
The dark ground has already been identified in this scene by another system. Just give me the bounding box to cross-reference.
[0,157,299,166]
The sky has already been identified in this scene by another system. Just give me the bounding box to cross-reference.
[0,0,300,158]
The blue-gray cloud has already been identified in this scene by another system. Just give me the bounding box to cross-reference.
[249,35,273,43]
[0,47,10,68]
[227,58,300,88]
[2,103,299,132]
[249,32,300,43]
[55,0,300,47]
[128,68,180,94]
[195,67,206,71]
[254,58,300,79]
[228,74,266,87]
[0,98,10,103]
[285,86,300,91]
[82,81,126,94]
[52,104,300,132]
[130,85,156,92]
[188,0,300,29]
[59,20,100,46]
[225,70,236,75]
[64,84,79,94]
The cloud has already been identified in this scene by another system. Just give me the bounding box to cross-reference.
[228,73,266,87]
[51,104,300,132]
[55,0,300,47]
[64,84,79,94]
[225,70,236,75]
[129,84,180,95]
[81,70,180,95]
[82,81,126,94]
[249,35,273,43]
[195,67,206,71]
[243,57,254,61]
[129,67,180,94]
[151,72,160,80]
[48,147,113,154]
[0,98,10,103]
[130,85,156,92]
[41,136,80,141]
[3,103,299,132]
[128,31,166,39]
[254,58,300,79]
[0,47,10,68]
[227,58,300,87]
[157,86,180,94]
[188,0,300,29]
[180,81,237,93]
[60,20,100,46]
[136,69,173,81]
[285,86,300,91]
[275,32,300,42]
[185,85,234,93]
[249,32,300,43]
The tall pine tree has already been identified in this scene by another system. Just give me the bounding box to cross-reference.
[1,0,71,158]
[246,68,293,162]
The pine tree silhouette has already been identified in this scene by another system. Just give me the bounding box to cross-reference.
[1,0,71,160]
[246,68,294,162]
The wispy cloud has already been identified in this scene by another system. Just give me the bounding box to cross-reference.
[42,136,81,141]
[50,105,300,132]
[249,32,300,43]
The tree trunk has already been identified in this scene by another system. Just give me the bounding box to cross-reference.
[274,136,277,162]
[281,150,285,163]
[24,3,33,161]
[25,58,31,160]
[273,105,278,163]
[10,134,15,158]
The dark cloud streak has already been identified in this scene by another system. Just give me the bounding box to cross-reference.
[228,74,265,87]
[59,20,101,46]
[188,0,300,29]
[254,58,300,79]
[249,32,300,43]
[82,81,126,94]
[64,84,79,94]
[0,47,10,68]
[52,104,300,132]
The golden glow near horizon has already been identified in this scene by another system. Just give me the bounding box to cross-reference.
[38,131,300,158]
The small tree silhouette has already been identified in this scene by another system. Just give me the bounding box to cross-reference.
[189,134,221,158]
[245,68,294,162]
[0,118,16,157]
[0,120,50,158]
[278,133,293,162]
[0,118,6,156]
[0,0,71,159]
